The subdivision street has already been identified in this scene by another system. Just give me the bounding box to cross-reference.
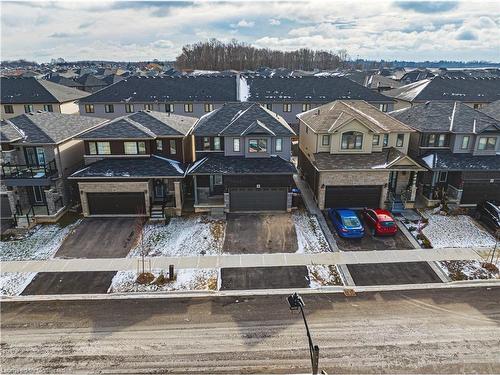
[1,287,500,374]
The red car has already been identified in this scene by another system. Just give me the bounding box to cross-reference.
[362,208,398,236]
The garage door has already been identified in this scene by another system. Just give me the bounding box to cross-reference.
[230,187,287,211]
[87,192,146,215]
[325,185,382,209]
[461,182,500,204]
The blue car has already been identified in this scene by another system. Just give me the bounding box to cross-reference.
[328,208,365,239]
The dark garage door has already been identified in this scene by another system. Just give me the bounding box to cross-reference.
[230,187,287,211]
[325,185,382,209]
[461,182,500,204]
[87,192,146,215]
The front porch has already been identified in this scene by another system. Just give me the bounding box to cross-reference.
[416,170,462,208]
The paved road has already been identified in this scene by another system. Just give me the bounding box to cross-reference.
[2,287,499,374]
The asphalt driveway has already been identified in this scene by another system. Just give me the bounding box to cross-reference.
[220,266,309,290]
[21,272,116,295]
[347,262,442,286]
[55,218,138,259]
[223,213,298,254]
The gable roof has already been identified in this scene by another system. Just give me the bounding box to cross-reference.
[385,76,500,103]
[187,154,296,175]
[2,112,107,144]
[420,150,500,171]
[391,101,500,134]
[0,120,23,143]
[480,100,500,121]
[79,75,237,103]
[242,75,391,103]
[1,77,89,104]
[191,102,295,136]
[298,100,414,134]
[77,110,197,140]
[46,75,81,88]
[74,73,107,88]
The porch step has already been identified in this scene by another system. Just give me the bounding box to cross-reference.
[150,206,165,219]
[391,202,405,213]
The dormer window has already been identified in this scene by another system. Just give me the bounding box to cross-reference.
[24,104,34,113]
[283,103,292,112]
[125,104,134,113]
[204,103,214,112]
[396,134,405,147]
[341,131,363,150]
[43,104,53,112]
[4,105,14,114]
[249,139,268,153]
[105,104,114,113]
[275,138,283,152]
[322,135,330,146]
[478,136,497,150]
[84,104,94,113]
[302,103,311,112]
[421,133,449,147]
[144,104,153,111]
[379,103,388,112]
[184,103,193,113]
[165,103,174,113]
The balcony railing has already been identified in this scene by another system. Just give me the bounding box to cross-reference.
[1,160,58,179]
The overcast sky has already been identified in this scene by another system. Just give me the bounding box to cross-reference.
[1,0,499,62]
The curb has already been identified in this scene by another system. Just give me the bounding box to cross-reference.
[2,279,498,303]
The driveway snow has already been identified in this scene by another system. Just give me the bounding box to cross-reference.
[421,213,495,248]
[438,260,499,281]
[0,272,37,296]
[293,210,329,253]
[128,215,226,258]
[308,265,343,287]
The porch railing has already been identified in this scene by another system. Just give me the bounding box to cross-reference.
[1,160,58,179]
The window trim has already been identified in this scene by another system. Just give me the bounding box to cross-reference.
[156,139,163,151]
[124,141,147,155]
[203,137,211,151]
[204,103,214,112]
[341,131,363,150]
[184,103,193,113]
[213,136,221,151]
[144,104,153,111]
[4,104,14,114]
[478,136,497,151]
[379,103,388,112]
[169,139,177,155]
[125,104,134,113]
[275,137,283,152]
[396,134,405,148]
[283,103,292,112]
[461,135,470,150]
[302,103,311,112]
[372,134,380,146]
[104,104,114,113]
[165,103,174,113]
[84,104,94,114]
[24,104,34,113]
[43,104,53,112]
[88,141,111,155]
[322,134,330,146]
[382,133,389,147]
[248,138,268,153]
[233,138,240,152]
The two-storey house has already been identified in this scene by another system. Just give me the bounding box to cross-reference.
[78,75,237,119]
[69,110,197,218]
[188,102,296,213]
[1,113,107,227]
[1,77,89,120]
[392,101,500,206]
[297,100,424,211]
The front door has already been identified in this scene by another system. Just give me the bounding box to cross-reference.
[210,174,224,195]
[31,186,45,204]
[154,180,165,201]
[388,171,398,193]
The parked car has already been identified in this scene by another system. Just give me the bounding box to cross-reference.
[475,200,500,232]
[362,208,398,236]
[328,208,365,238]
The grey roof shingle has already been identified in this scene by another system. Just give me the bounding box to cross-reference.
[188,154,296,175]
[192,102,295,136]
[128,111,196,136]
[70,155,185,178]
[242,75,391,102]
[419,151,500,171]
[1,77,89,104]
[385,76,500,103]
[79,75,237,103]
[4,113,107,144]
[480,100,500,121]
[0,120,23,143]
[391,101,500,133]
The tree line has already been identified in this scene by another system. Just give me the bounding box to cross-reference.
[175,39,349,71]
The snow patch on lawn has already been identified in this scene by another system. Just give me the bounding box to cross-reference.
[421,213,495,248]
[108,268,218,293]
[293,210,329,253]
[308,265,343,288]
[0,272,37,296]
[128,215,226,257]
[438,260,499,281]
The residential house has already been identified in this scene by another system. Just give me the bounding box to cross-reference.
[69,110,197,218]
[392,101,500,206]
[0,113,107,227]
[365,74,403,93]
[78,75,237,119]
[188,102,296,214]
[385,76,500,110]
[297,100,424,211]
[1,77,89,120]
[73,73,108,93]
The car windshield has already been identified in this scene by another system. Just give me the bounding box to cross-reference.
[342,216,361,228]
[380,221,395,227]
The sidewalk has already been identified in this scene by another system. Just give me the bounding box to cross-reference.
[0,248,484,273]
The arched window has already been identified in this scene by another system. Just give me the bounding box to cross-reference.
[341,131,363,150]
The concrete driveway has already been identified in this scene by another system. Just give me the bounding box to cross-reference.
[55,218,138,259]
[223,213,298,254]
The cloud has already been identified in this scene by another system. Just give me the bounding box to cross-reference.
[269,18,281,25]
[394,1,459,13]
[48,32,83,38]
[231,19,255,28]
[150,39,174,49]
[456,29,478,41]
[78,21,95,29]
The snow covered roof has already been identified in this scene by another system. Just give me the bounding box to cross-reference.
[419,150,500,171]
[187,154,296,175]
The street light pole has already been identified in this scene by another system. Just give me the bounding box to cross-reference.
[287,293,319,374]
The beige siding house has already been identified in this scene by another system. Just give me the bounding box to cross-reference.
[297,100,425,211]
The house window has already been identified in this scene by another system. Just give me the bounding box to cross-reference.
[156,139,163,151]
[396,134,405,147]
[144,104,153,111]
[249,139,268,153]
[275,138,283,152]
[302,103,311,112]
[322,135,330,146]
[341,131,363,150]
[169,140,177,154]
[213,136,221,151]
[373,134,380,146]
[204,103,214,112]
[478,137,497,150]
[383,134,389,147]
[473,103,483,109]
[43,104,53,112]
[283,103,292,112]
[88,141,111,155]
[124,141,146,155]
[421,133,449,147]
[264,103,273,111]
[125,104,134,113]
[379,103,388,112]
[84,104,94,113]
[24,104,34,113]
[233,138,240,152]
[214,174,223,185]
[165,103,174,113]
[104,104,114,113]
[438,171,448,183]
[203,137,211,150]
[184,103,193,113]
[4,105,14,114]
[305,126,308,134]
[461,136,470,149]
